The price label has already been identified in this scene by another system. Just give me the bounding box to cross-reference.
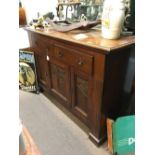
[46,55,50,61]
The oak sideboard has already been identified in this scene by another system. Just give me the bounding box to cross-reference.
[24,26,135,145]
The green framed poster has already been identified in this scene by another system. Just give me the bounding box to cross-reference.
[19,49,39,93]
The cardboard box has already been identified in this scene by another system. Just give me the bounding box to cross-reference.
[107,115,135,155]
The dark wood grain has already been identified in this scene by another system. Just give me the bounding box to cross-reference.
[49,59,71,108]
[24,27,135,53]
[102,47,131,119]
[25,27,135,145]
[54,44,94,75]
[71,68,92,126]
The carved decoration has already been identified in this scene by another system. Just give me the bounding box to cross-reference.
[76,77,88,97]
[57,68,65,80]
[51,64,57,75]
[51,64,65,79]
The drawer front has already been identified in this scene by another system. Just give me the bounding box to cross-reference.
[54,45,93,75]
[31,34,45,54]
[31,34,53,56]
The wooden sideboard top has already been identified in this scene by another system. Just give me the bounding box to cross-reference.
[24,26,135,53]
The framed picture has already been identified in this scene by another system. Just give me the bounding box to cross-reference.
[19,49,39,93]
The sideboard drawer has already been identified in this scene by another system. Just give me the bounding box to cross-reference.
[31,34,44,53]
[31,34,54,57]
[54,45,93,75]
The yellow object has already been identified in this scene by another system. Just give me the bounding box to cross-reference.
[19,62,35,86]
[102,19,110,28]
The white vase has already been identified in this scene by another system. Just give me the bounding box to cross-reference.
[101,0,125,39]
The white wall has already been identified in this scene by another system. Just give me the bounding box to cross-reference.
[21,0,58,23]
[19,0,58,49]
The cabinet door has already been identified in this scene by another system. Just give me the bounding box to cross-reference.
[35,52,50,90]
[71,69,92,126]
[49,60,71,108]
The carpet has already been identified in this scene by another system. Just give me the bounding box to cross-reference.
[19,90,110,155]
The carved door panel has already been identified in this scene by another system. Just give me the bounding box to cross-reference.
[35,53,50,89]
[71,68,92,126]
[49,60,71,108]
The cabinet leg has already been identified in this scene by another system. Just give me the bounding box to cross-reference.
[88,116,107,146]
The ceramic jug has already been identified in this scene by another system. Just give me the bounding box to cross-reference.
[101,0,125,39]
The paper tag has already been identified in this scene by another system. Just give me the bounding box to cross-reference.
[73,34,88,40]
[46,55,50,61]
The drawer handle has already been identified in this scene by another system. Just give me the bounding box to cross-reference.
[58,51,64,57]
[77,59,84,66]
